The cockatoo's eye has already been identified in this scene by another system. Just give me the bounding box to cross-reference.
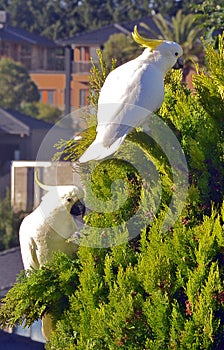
[175,52,179,56]
[67,197,72,203]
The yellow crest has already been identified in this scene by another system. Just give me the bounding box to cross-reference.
[132,25,164,50]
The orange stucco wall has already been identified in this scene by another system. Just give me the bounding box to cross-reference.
[71,73,89,107]
[30,72,65,110]
[30,72,90,110]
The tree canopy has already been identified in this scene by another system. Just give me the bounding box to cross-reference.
[0,58,62,122]
[191,0,224,36]
[0,0,211,40]
[0,58,39,111]
[103,33,142,66]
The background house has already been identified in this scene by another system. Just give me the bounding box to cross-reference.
[0,10,65,109]
[0,12,62,71]
[0,107,52,207]
[0,11,161,111]
[0,107,77,210]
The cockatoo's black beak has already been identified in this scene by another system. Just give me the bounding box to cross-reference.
[173,57,184,69]
[70,200,86,217]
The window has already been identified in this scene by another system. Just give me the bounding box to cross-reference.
[79,89,88,107]
[47,47,65,70]
[0,41,10,57]
[39,90,55,105]
[73,46,91,73]
[39,90,44,102]
[47,90,54,105]
[20,45,32,70]
[75,46,90,62]
[90,47,98,62]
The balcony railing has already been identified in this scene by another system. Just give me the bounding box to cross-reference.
[72,61,92,74]
[48,57,65,71]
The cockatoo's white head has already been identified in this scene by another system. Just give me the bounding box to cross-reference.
[132,25,184,73]
[44,185,83,209]
[34,171,85,229]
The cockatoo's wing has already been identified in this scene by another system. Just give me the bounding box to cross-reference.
[19,215,40,270]
[79,57,154,162]
[19,208,47,270]
[97,59,152,127]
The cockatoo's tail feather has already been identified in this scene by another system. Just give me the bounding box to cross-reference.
[79,120,133,162]
[132,25,164,49]
[79,134,126,162]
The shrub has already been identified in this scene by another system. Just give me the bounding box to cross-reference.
[0,190,25,251]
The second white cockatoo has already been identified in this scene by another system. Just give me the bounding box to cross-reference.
[19,171,85,339]
[19,172,85,271]
[79,26,183,163]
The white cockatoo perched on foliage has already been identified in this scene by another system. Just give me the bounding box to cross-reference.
[79,26,183,163]
[19,171,85,270]
[19,171,85,339]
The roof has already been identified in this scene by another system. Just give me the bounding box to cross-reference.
[0,108,53,136]
[0,247,24,298]
[0,330,45,350]
[61,23,131,46]
[0,24,56,47]
[61,16,161,47]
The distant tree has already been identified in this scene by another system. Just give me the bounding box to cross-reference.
[32,0,85,40]
[142,10,203,60]
[148,0,190,16]
[75,0,113,30]
[141,10,204,78]
[22,102,62,124]
[107,0,194,20]
[0,0,83,40]
[103,33,141,66]
[190,0,224,37]
[0,0,198,40]
[0,190,24,251]
[107,0,149,23]
[0,58,39,111]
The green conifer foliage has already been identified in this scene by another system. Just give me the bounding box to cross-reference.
[1,206,224,349]
[0,190,24,251]
[1,36,224,349]
[160,34,224,208]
